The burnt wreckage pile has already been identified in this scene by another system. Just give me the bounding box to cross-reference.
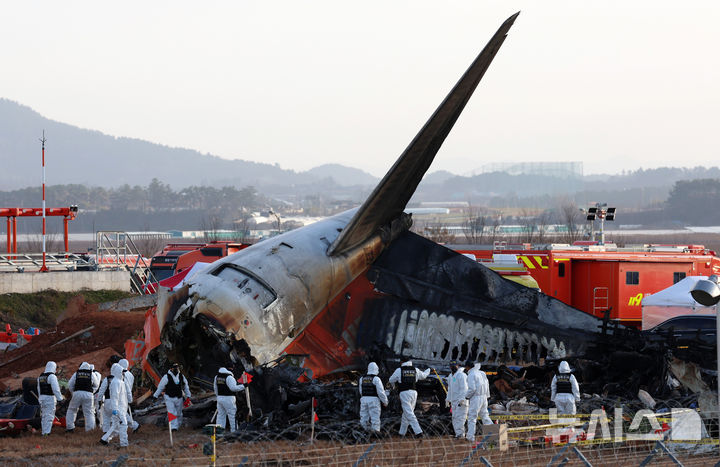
[133,351,717,444]
[141,230,717,441]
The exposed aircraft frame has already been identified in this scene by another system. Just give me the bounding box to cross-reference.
[146,12,623,384]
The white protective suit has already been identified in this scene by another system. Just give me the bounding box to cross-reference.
[66,361,100,431]
[465,362,492,441]
[101,363,129,446]
[551,361,581,415]
[37,361,64,435]
[96,373,117,433]
[213,367,244,432]
[446,366,469,438]
[119,359,139,432]
[388,361,430,435]
[358,362,389,432]
[153,368,191,430]
[90,365,102,427]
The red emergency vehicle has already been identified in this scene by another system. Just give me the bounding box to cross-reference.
[149,241,251,282]
[449,243,720,328]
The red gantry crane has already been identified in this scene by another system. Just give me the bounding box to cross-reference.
[1,206,79,258]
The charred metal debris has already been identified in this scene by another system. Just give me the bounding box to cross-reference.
[137,229,718,442]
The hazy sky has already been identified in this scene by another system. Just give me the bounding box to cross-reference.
[1,1,718,177]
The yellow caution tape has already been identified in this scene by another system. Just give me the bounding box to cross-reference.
[552,437,719,447]
[507,422,585,433]
[491,413,608,421]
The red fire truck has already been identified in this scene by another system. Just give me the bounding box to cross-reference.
[149,241,251,282]
[449,243,720,328]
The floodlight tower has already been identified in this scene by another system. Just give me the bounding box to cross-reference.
[584,203,616,245]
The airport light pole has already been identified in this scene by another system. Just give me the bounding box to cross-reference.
[584,203,616,245]
[689,275,720,434]
[268,209,281,235]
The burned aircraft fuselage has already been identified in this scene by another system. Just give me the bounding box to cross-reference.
[148,13,614,382]
[155,224,611,381]
[165,210,384,367]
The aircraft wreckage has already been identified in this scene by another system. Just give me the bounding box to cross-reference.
[148,12,626,385]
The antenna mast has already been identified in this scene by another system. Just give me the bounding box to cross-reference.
[39,131,48,272]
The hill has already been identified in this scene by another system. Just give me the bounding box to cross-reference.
[0,99,377,190]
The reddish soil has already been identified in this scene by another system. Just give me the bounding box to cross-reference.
[0,427,710,466]
[0,305,146,380]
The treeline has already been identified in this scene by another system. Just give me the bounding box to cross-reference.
[0,179,265,213]
[666,179,720,225]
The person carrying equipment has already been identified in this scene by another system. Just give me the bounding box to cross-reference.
[214,367,245,432]
[153,363,191,431]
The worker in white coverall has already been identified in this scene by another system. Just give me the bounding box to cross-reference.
[388,360,430,436]
[90,364,102,427]
[465,359,492,442]
[119,359,140,432]
[551,361,580,415]
[100,363,129,447]
[153,363,192,430]
[214,367,244,432]
[96,368,118,433]
[66,361,99,431]
[446,360,469,439]
[358,362,388,432]
[37,361,64,435]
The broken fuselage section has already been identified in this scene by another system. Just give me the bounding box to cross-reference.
[146,13,611,382]
[149,209,395,382]
[149,220,613,383]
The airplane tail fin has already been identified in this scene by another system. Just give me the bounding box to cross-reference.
[328,12,519,256]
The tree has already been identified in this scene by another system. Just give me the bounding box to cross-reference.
[667,179,720,225]
[518,208,537,244]
[535,209,554,245]
[147,178,173,210]
[463,205,490,244]
[559,200,582,244]
[422,224,457,244]
[200,215,224,241]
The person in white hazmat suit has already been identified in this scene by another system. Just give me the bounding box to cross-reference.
[119,359,140,432]
[90,364,102,427]
[214,367,245,432]
[153,363,192,430]
[65,361,100,432]
[37,361,64,435]
[100,363,129,447]
[465,359,492,442]
[96,368,118,433]
[388,360,430,436]
[446,360,469,439]
[551,361,580,415]
[358,362,388,432]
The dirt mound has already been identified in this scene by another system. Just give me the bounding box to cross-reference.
[54,295,94,324]
[0,309,146,379]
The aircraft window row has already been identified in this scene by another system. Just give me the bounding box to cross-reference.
[211,264,277,308]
